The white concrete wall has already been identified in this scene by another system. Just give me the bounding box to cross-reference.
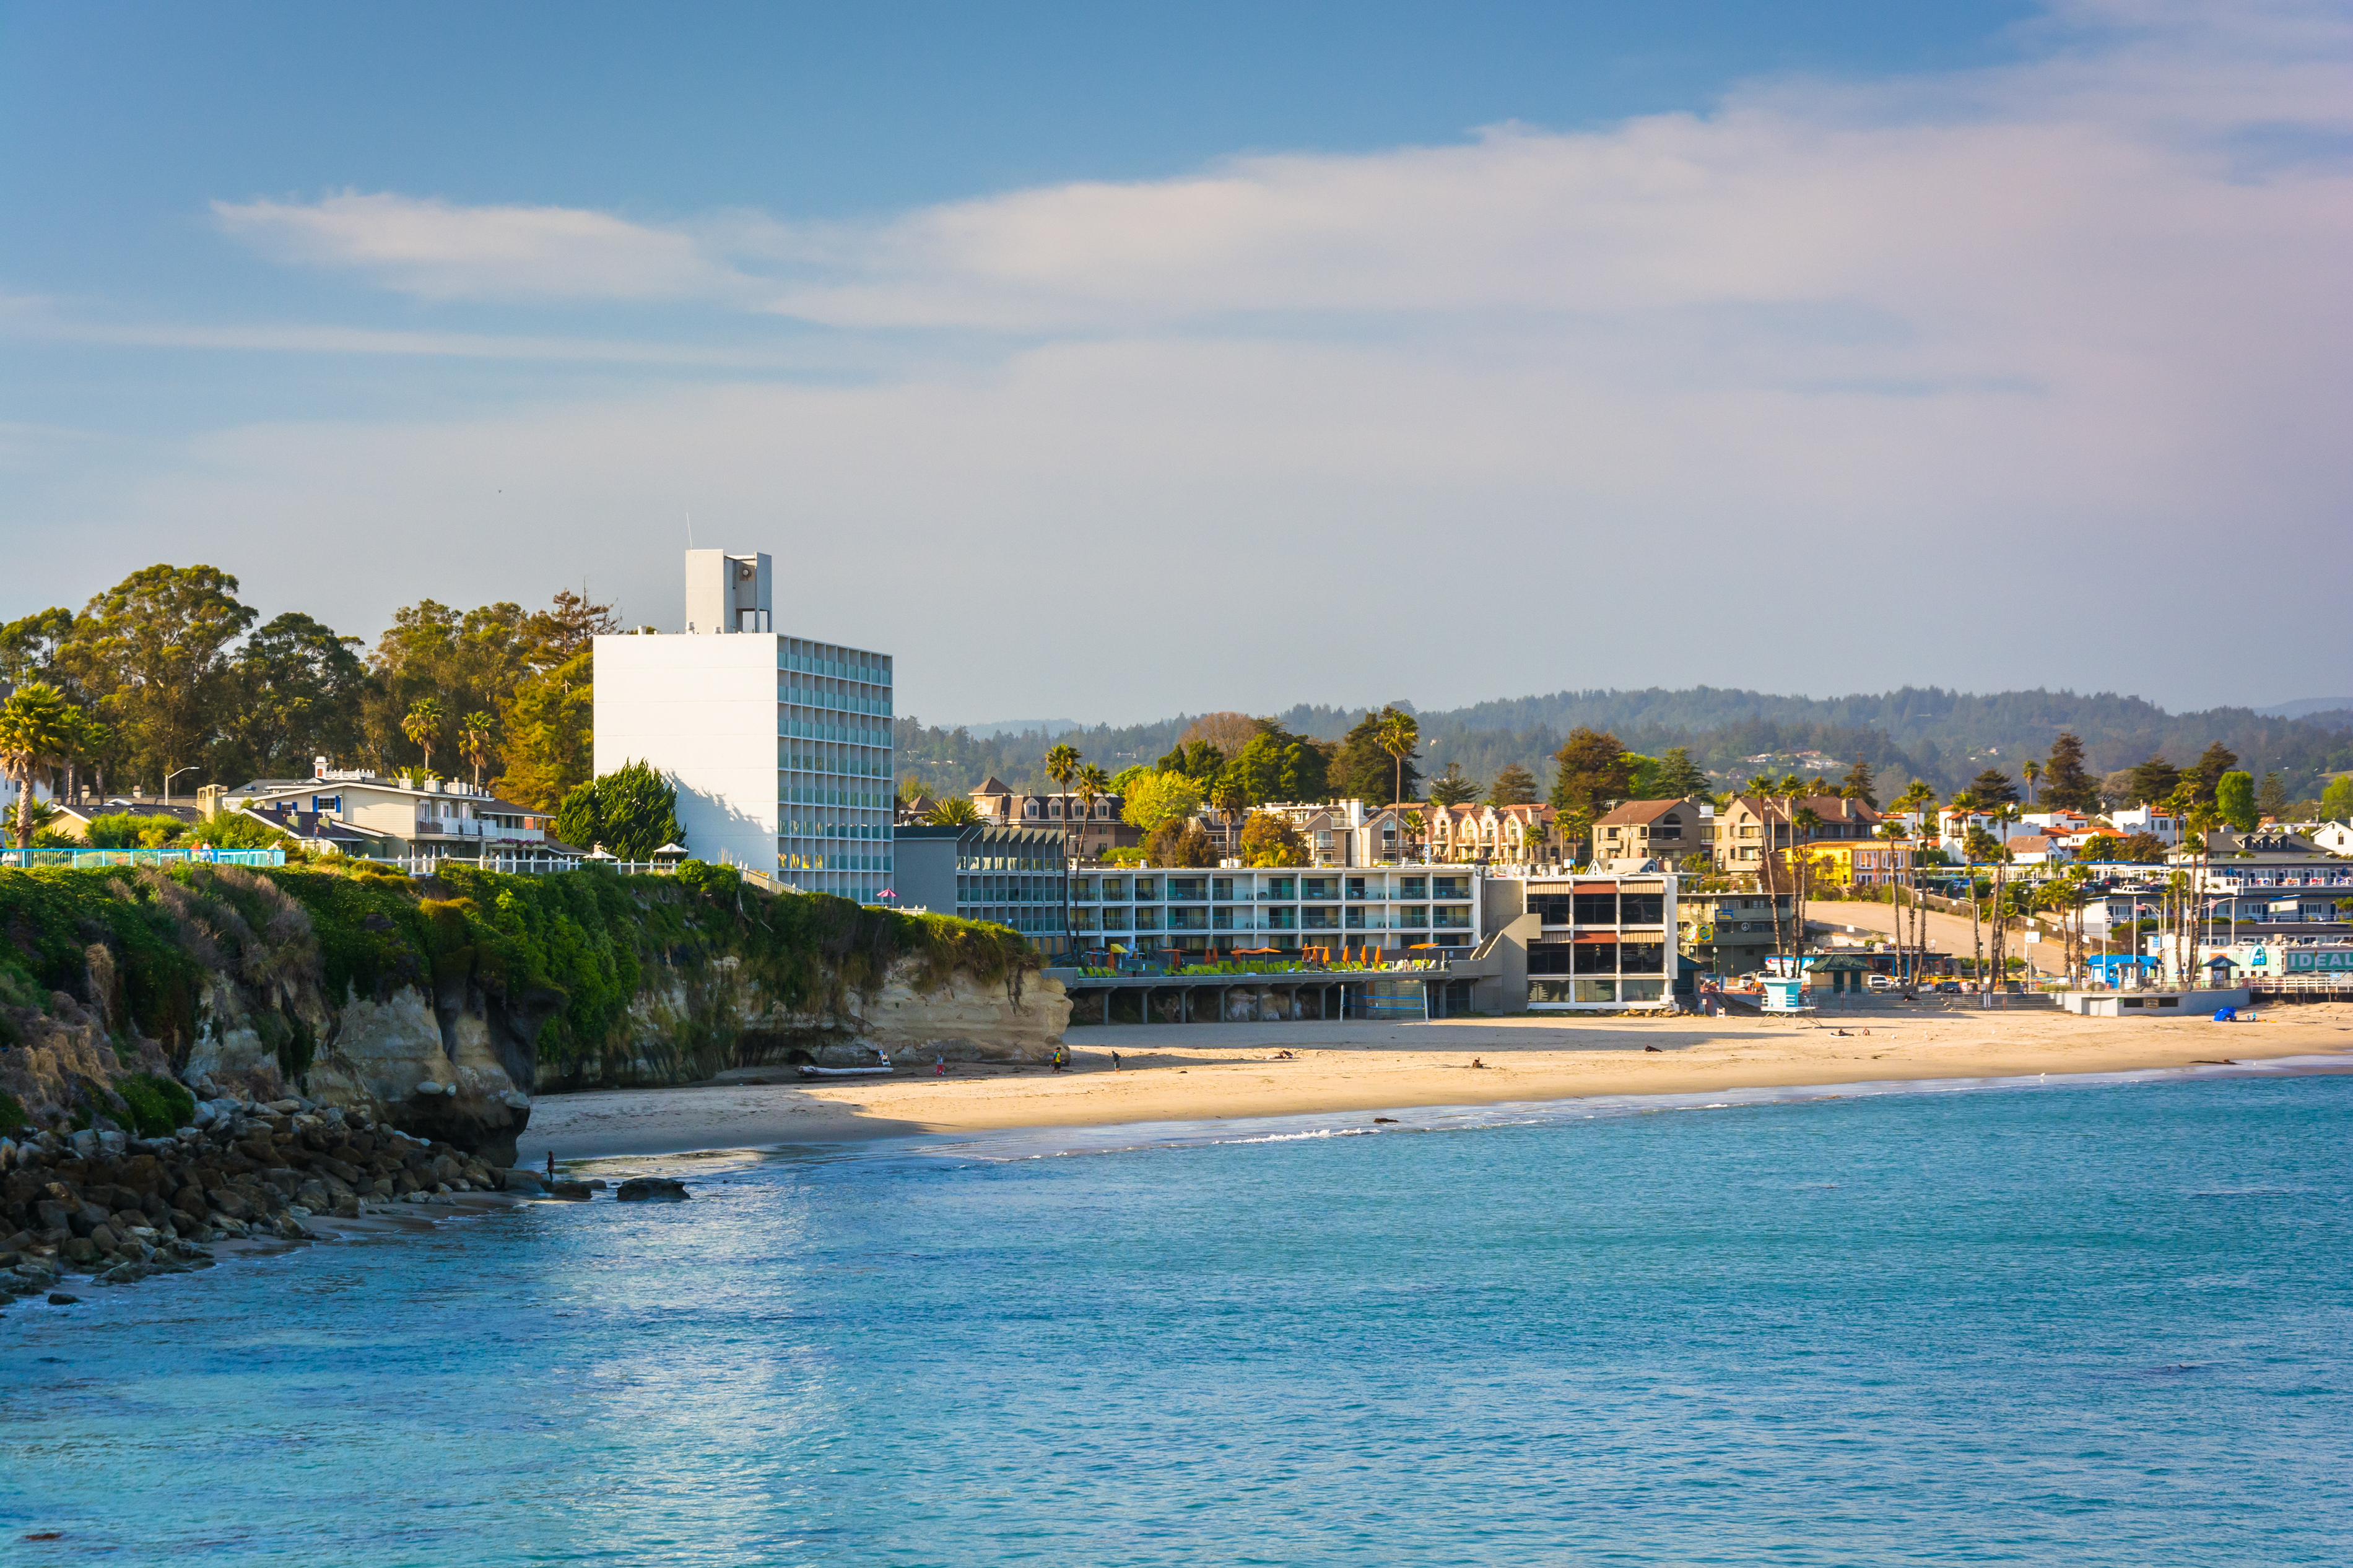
[593,633,778,872]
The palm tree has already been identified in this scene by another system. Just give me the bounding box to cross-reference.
[460,711,497,789]
[0,682,74,848]
[928,796,981,826]
[1074,762,1110,857]
[1209,769,1248,857]
[402,696,446,778]
[2022,758,2042,808]
[1043,742,1082,955]
[1372,710,1419,806]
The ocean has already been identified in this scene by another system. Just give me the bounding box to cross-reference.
[4,1068,2350,1565]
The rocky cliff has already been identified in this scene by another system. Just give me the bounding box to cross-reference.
[0,860,1063,1166]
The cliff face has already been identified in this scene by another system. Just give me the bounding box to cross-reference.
[0,860,1058,1165]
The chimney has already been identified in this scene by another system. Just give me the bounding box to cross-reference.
[198,784,226,820]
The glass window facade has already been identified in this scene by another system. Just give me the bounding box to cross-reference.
[777,637,894,901]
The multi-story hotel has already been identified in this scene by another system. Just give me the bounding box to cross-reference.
[594,550,895,899]
[1069,866,1484,959]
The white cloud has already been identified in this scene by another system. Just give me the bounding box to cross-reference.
[14,1,2351,717]
[212,191,743,300]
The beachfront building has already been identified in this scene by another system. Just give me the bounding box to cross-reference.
[1505,870,1682,1011]
[594,550,894,899]
[892,822,1070,951]
[1068,865,1482,961]
[2108,805,2180,846]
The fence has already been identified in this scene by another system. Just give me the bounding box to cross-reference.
[0,846,286,870]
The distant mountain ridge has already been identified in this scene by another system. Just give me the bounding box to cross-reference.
[897,686,2353,803]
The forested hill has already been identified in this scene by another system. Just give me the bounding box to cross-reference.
[897,686,2353,804]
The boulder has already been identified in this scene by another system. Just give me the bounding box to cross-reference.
[547,1180,593,1202]
[614,1177,688,1203]
[498,1169,547,1195]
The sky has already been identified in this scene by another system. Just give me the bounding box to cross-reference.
[3,1,2348,726]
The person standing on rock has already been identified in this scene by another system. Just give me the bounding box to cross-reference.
[544,1150,557,1180]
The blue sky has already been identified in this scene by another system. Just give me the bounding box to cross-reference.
[3,1,2347,722]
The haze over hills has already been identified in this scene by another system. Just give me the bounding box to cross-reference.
[895,686,2353,804]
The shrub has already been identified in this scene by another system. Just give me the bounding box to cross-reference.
[85,811,185,849]
[0,1089,27,1136]
[188,811,294,849]
[114,1073,195,1137]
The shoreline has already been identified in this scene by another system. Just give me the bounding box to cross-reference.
[528,1003,2353,1163]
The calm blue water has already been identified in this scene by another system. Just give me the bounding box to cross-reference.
[5,1070,2351,1566]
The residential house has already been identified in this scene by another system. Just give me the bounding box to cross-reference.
[1424,801,1558,865]
[1715,794,1884,876]
[2003,834,2073,867]
[2107,805,2180,846]
[968,778,1136,860]
[2303,821,2353,857]
[1590,799,1711,867]
[235,768,564,861]
[1803,838,1920,885]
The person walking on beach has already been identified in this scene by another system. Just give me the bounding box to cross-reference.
[1110,1050,1121,1072]
[1051,1046,1067,1073]
[934,1054,946,1076]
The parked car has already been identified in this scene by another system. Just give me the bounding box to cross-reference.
[1929,980,1962,994]
[1866,974,1897,991]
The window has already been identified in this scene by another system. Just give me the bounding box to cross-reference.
[1575,978,1616,1004]
[1399,877,1427,899]
[1133,877,1159,900]
[1656,814,1682,841]
[1574,941,1616,974]
[1573,891,1616,924]
[1620,979,1664,1002]
[1620,891,1665,925]
[1528,942,1573,975]
[1346,877,1367,899]
[1530,894,1573,924]
[1433,877,1468,899]
[1167,878,1204,901]
[1264,877,1295,899]
[1433,905,1472,929]
[1102,877,1127,900]
[1397,906,1429,929]
[1619,942,1665,974]
[1303,877,1336,899]
[1212,877,1235,901]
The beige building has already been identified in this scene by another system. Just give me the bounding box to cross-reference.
[1424,802,1558,864]
[968,777,1138,861]
[1590,799,1711,867]
[1714,793,1883,875]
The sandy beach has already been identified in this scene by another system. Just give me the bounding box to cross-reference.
[525,1000,2353,1159]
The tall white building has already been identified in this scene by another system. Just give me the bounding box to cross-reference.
[594,550,894,899]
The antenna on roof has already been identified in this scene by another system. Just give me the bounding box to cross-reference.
[686,509,694,548]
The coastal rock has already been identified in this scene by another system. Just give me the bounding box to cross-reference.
[615,1177,688,1203]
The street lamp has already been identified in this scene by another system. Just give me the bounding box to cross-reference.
[163,766,199,808]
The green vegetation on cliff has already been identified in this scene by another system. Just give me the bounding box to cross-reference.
[0,860,1037,1096]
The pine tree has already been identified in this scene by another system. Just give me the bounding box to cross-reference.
[2040,731,2100,812]
[1968,767,2019,806]
[1485,763,1540,807]
[1840,756,1879,808]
